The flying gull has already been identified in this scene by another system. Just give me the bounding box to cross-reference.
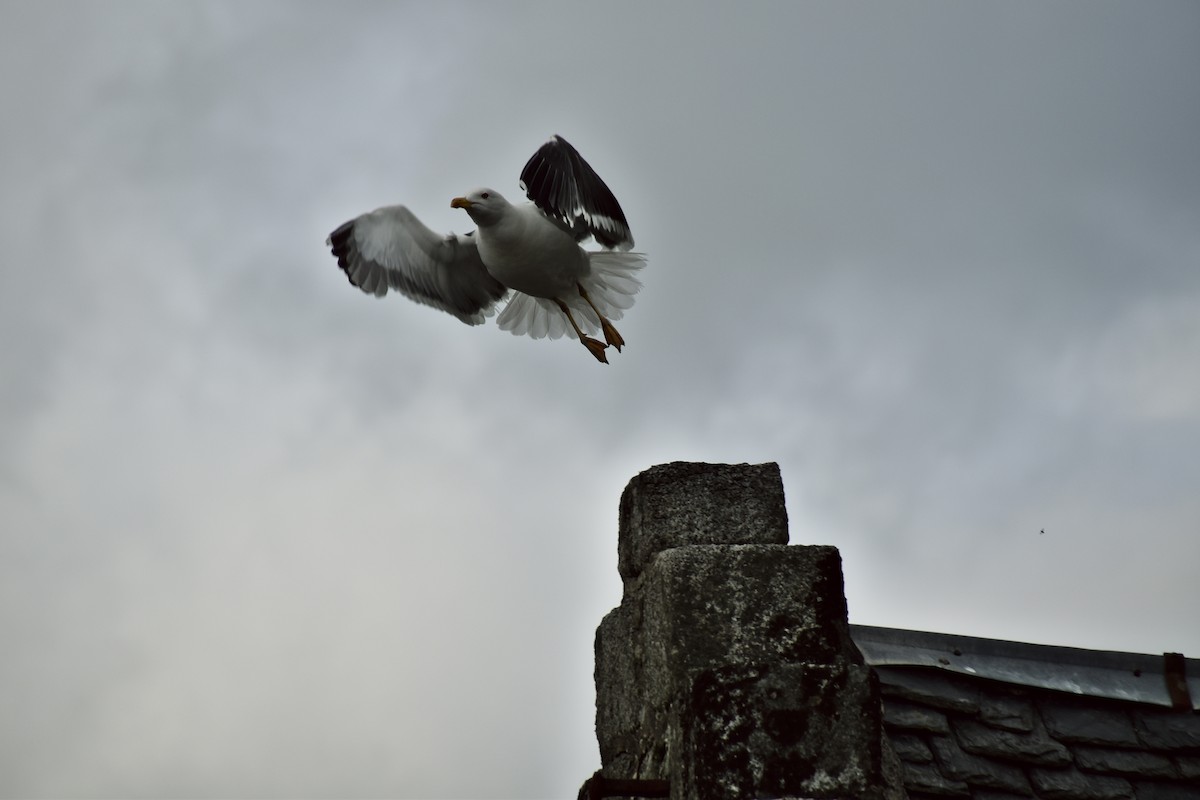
[326,135,646,364]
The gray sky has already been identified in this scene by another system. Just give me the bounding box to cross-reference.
[2,2,1198,797]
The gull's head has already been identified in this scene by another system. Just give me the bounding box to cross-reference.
[450,188,507,225]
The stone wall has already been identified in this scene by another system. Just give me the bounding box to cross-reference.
[590,462,906,800]
[873,663,1200,799]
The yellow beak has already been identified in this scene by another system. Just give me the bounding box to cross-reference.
[450,197,472,209]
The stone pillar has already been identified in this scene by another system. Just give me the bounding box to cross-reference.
[592,462,906,800]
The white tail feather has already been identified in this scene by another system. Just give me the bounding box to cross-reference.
[496,251,646,340]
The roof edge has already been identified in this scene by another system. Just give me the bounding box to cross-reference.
[849,624,1199,710]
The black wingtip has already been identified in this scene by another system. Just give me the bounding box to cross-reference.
[327,219,357,279]
[327,219,353,254]
[519,135,634,250]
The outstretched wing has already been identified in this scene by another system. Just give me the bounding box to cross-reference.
[326,205,509,325]
[519,135,634,251]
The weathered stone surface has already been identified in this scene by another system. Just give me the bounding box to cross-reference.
[877,667,981,714]
[1074,745,1178,778]
[617,462,788,580]
[677,663,890,799]
[594,602,648,772]
[929,734,1032,793]
[638,545,857,693]
[594,464,912,799]
[1129,781,1200,800]
[866,635,1200,799]
[884,700,952,734]
[1039,699,1141,746]
[879,730,909,800]
[597,469,899,797]
[1175,755,1200,780]
[890,732,935,763]
[596,543,863,784]
[899,761,970,796]
[979,692,1035,733]
[1134,708,1200,751]
[1028,766,1134,800]
[955,718,1072,766]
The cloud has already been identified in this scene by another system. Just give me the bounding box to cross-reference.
[3,2,1199,797]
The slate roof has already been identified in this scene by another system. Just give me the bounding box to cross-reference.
[850,625,1200,800]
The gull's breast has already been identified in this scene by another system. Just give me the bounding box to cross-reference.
[478,208,589,298]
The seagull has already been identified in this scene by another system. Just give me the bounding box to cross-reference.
[326,135,646,364]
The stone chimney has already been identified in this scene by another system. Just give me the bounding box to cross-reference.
[589,462,906,800]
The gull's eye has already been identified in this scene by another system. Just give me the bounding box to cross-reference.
[481,192,490,199]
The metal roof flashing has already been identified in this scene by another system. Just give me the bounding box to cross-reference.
[850,624,1200,711]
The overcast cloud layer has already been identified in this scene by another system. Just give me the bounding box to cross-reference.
[2,2,1198,798]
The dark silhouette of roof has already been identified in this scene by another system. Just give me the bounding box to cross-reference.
[851,625,1200,800]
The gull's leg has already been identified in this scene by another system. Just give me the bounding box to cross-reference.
[554,299,609,364]
[577,284,625,351]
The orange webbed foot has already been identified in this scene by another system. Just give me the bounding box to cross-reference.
[600,319,625,351]
[581,336,610,364]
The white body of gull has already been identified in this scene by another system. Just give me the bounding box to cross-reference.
[327,135,645,363]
